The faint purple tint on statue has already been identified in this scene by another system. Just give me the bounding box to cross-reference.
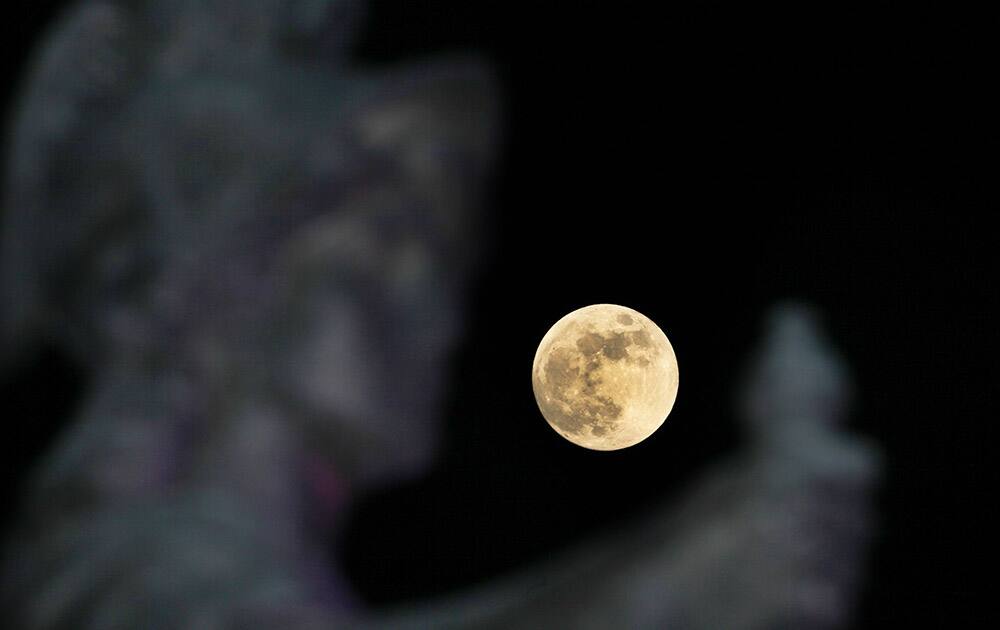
[0,1,878,628]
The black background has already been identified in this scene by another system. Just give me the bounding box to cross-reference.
[2,2,995,628]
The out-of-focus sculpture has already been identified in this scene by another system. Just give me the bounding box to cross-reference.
[0,1,879,628]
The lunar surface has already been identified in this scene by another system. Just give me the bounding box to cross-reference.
[532,304,679,450]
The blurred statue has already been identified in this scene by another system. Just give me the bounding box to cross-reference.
[0,1,879,628]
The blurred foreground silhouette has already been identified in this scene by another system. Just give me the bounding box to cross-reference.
[1,2,879,628]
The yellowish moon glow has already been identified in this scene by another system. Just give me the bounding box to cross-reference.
[532,304,679,450]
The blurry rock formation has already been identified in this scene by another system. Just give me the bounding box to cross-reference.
[0,1,879,628]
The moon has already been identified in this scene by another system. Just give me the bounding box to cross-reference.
[532,304,679,450]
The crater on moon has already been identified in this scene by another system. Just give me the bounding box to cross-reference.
[532,304,678,450]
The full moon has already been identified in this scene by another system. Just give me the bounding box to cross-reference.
[532,304,679,450]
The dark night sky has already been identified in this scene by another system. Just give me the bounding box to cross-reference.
[2,2,996,628]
